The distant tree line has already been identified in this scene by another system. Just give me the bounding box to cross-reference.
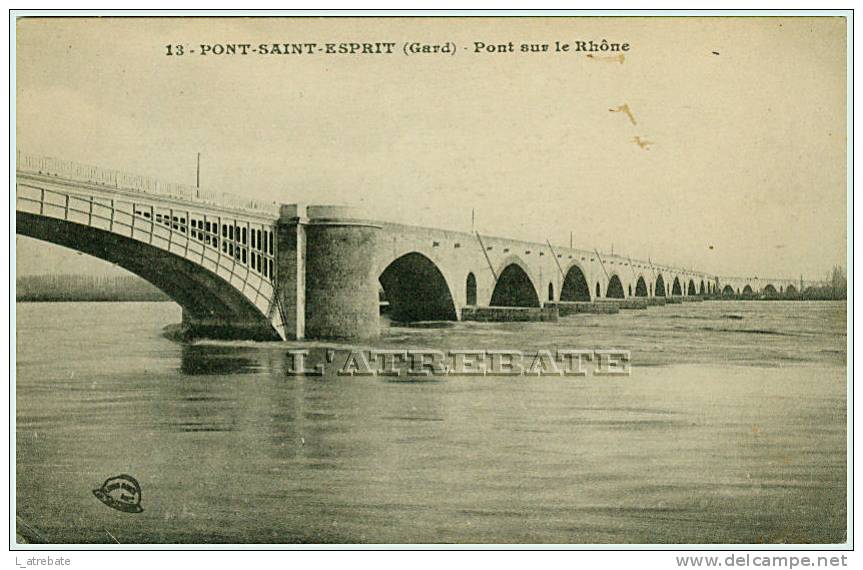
[802,265,847,300]
[17,274,170,302]
[757,266,846,301]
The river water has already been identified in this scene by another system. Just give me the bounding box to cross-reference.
[15,300,847,545]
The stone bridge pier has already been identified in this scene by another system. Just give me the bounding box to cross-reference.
[277,205,382,341]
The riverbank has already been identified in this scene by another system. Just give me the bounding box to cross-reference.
[16,274,169,302]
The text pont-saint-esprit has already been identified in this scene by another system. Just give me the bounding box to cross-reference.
[164,40,631,57]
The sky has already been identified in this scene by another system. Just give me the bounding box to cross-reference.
[15,16,848,281]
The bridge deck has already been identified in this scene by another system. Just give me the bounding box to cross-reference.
[17,151,280,218]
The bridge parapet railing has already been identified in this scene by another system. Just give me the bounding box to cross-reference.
[16,151,280,217]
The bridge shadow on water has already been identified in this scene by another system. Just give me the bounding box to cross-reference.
[165,315,464,378]
[166,327,346,379]
[383,319,458,330]
[163,323,276,376]
[178,344,261,376]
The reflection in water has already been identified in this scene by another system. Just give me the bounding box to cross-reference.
[179,344,262,376]
[15,301,847,544]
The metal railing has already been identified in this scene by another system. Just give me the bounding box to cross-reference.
[16,151,281,217]
[16,184,277,308]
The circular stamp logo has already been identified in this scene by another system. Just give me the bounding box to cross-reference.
[92,474,144,514]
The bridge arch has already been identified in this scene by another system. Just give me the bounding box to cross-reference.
[763,284,778,296]
[699,280,706,295]
[379,252,457,321]
[606,274,625,299]
[672,277,682,296]
[687,279,696,296]
[722,285,735,296]
[490,258,540,308]
[655,274,666,297]
[635,275,648,297]
[742,284,754,296]
[786,284,798,296]
[465,272,477,306]
[560,263,591,302]
[17,212,282,340]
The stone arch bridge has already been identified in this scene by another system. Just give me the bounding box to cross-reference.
[15,153,821,340]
